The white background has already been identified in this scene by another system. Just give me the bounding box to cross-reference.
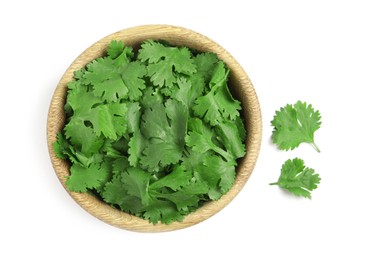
[1,0,364,259]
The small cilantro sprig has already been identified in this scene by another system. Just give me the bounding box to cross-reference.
[270,158,320,199]
[271,101,321,152]
[54,40,246,224]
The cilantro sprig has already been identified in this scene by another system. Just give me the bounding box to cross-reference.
[271,101,321,152]
[54,40,246,224]
[270,158,320,199]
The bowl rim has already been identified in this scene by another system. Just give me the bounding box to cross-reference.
[47,24,262,232]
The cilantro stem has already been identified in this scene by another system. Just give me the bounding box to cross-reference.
[212,146,234,162]
[269,182,278,186]
[311,142,321,153]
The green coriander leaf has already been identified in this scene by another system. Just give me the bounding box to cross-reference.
[83,57,129,102]
[66,84,103,114]
[140,141,183,172]
[54,132,102,167]
[64,120,104,156]
[143,200,184,224]
[66,162,112,192]
[138,40,196,88]
[194,52,219,82]
[209,61,229,89]
[140,99,188,171]
[235,116,246,141]
[107,40,132,60]
[128,130,146,167]
[165,99,188,145]
[121,167,152,206]
[271,101,321,152]
[67,79,82,91]
[102,174,128,206]
[181,177,210,195]
[185,118,215,152]
[65,84,128,140]
[73,150,104,168]
[192,62,229,125]
[138,40,169,63]
[193,90,221,126]
[215,82,241,120]
[125,102,141,133]
[159,87,173,97]
[270,158,321,199]
[197,155,236,198]
[102,171,144,214]
[91,103,128,140]
[149,165,193,191]
[215,120,246,159]
[140,100,169,140]
[112,156,129,174]
[101,173,128,205]
[54,133,68,159]
[102,139,125,159]
[73,68,86,80]
[171,77,204,110]
[120,195,144,215]
[122,61,147,101]
[139,87,164,109]
[193,79,241,126]
[84,57,146,103]
[181,148,213,172]
[107,40,133,66]
[185,118,233,162]
[155,190,200,211]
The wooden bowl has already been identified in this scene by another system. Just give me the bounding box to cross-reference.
[47,25,262,232]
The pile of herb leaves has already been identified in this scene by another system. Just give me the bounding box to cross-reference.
[54,40,246,224]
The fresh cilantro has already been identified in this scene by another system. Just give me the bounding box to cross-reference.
[66,161,112,193]
[196,154,237,200]
[170,77,204,111]
[83,57,129,102]
[193,52,219,82]
[54,40,246,224]
[270,158,321,199]
[149,165,193,191]
[127,130,145,167]
[106,40,132,60]
[64,86,128,141]
[139,99,188,172]
[138,40,196,88]
[193,61,241,126]
[215,120,246,159]
[271,101,321,152]
[121,61,147,101]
